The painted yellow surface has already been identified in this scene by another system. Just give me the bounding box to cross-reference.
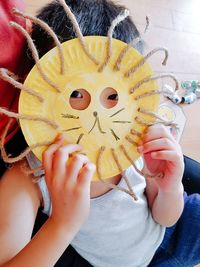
[19,36,160,180]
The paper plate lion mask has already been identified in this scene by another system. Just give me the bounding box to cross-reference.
[0,1,178,195]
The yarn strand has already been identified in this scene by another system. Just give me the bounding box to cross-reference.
[96,146,137,199]
[57,0,99,65]
[13,8,65,75]
[0,119,52,163]
[120,145,163,179]
[0,68,44,102]
[138,108,178,128]
[10,21,62,93]
[114,16,150,71]
[130,74,179,94]
[111,148,137,200]
[125,48,168,77]
[98,9,129,72]
[0,107,59,129]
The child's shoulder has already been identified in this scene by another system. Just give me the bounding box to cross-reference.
[0,159,41,208]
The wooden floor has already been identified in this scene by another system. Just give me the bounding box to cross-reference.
[25,0,200,163]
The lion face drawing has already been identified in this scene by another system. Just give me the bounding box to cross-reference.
[19,36,160,180]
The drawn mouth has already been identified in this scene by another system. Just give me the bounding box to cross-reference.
[88,111,106,134]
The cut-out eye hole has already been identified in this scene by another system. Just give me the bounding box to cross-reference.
[69,89,91,110]
[71,90,83,98]
[100,87,119,109]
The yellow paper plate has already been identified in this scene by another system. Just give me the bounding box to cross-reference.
[19,36,160,180]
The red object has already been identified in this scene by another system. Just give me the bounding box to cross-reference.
[0,0,26,144]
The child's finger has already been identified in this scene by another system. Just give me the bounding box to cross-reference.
[54,133,65,143]
[142,124,175,144]
[65,154,90,183]
[52,144,82,179]
[138,138,175,154]
[151,150,183,163]
[42,139,64,180]
[42,134,66,179]
[78,163,96,188]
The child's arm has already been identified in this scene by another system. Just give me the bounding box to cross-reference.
[0,160,41,265]
[139,124,184,227]
[0,135,95,266]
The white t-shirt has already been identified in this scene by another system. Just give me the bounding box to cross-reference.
[26,153,165,267]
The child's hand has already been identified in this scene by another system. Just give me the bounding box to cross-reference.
[138,124,184,192]
[42,134,96,233]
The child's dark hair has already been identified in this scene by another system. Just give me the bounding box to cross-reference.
[31,0,142,59]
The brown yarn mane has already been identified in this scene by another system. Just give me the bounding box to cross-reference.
[0,0,179,199]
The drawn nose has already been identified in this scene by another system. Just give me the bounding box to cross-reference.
[93,111,98,117]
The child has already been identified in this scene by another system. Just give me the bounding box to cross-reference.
[0,1,200,266]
